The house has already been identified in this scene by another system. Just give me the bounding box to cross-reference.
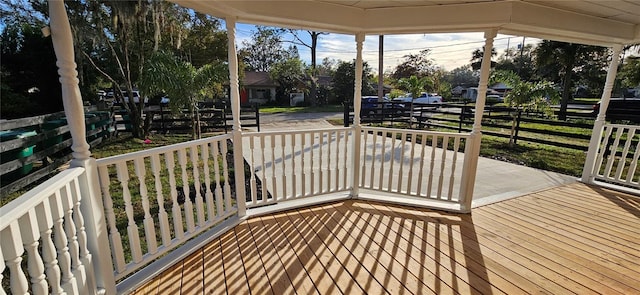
[1,1,639,295]
[452,85,466,96]
[241,71,277,105]
[489,82,512,96]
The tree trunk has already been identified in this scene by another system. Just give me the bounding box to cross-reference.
[189,102,197,140]
[558,60,574,120]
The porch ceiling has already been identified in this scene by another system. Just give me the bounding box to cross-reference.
[171,0,640,46]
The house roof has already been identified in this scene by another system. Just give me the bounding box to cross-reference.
[243,71,278,87]
[171,0,640,46]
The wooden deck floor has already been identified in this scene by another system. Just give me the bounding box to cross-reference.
[133,183,640,295]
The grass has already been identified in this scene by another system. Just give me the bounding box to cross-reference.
[259,104,343,114]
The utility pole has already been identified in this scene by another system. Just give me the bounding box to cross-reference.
[378,35,384,102]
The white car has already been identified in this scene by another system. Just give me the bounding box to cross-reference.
[393,92,442,104]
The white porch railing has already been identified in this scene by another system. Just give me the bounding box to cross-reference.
[359,127,471,204]
[588,124,639,190]
[0,167,99,294]
[95,134,238,282]
[242,127,353,209]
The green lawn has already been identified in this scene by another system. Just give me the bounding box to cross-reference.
[259,104,343,114]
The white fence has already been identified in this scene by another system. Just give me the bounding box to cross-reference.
[0,167,100,294]
[242,128,353,209]
[590,124,639,189]
[360,127,471,203]
[95,134,238,281]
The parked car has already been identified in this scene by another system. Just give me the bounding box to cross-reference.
[393,92,443,105]
[592,98,640,123]
[107,90,148,104]
[361,96,403,117]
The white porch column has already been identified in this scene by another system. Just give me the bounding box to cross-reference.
[459,29,497,212]
[49,1,116,293]
[581,44,623,183]
[351,33,365,197]
[226,17,247,217]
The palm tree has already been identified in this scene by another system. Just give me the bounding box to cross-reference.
[397,75,433,128]
[491,70,559,146]
[140,51,227,139]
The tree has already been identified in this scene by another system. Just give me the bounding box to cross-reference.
[397,75,433,127]
[239,26,298,72]
[619,56,640,89]
[332,60,375,103]
[491,70,559,145]
[391,49,434,80]
[284,30,329,105]
[444,65,479,88]
[535,40,607,120]
[139,51,227,139]
[470,46,497,70]
[495,44,535,81]
[270,58,305,105]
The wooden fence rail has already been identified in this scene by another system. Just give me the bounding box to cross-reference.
[0,111,115,196]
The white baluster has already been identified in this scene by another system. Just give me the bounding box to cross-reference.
[49,191,78,294]
[97,165,126,272]
[427,135,437,198]
[594,125,614,177]
[165,152,184,240]
[360,130,368,188]
[342,129,349,190]
[369,130,377,189]
[615,128,635,181]
[35,202,64,295]
[627,136,640,184]
[260,135,268,202]
[1,223,29,295]
[201,144,215,222]
[221,141,233,210]
[379,131,387,190]
[271,134,278,199]
[437,136,450,199]
[115,162,142,263]
[18,210,48,294]
[134,158,157,254]
[177,149,195,233]
[387,131,396,192]
[248,136,258,205]
[448,137,461,200]
[397,132,407,193]
[150,154,171,246]
[335,130,341,191]
[190,146,205,226]
[70,179,96,292]
[301,133,307,196]
[326,131,333,192]
[310,132,316,195]
[291,134,298,198]
[416,133,428,196]
[319,132,325,194]
[0,246,7,295]
[211,142,224,217]
[61,184,83,287]
[407,132,417,195]
[604,127,625,178]
[280,134,288,198]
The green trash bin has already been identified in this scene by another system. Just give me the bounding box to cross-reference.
[40,118,68,151]
[83,113,98,141]
[88,111,113,139]
[0,129,38,180]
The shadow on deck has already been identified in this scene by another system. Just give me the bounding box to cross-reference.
[133,183,640,295]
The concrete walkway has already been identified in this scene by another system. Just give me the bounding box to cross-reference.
[243,115,577,208]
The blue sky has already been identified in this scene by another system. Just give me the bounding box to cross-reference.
[233,22,541,73]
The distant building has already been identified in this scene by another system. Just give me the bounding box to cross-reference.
[241,72,278,105]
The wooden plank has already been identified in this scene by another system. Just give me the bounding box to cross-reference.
[372,202,561,294]
[246,218,294,294]
[233,222,274,295]
[153,261,183,294]
[202,238,227,295]
[180,248,203,294]
[282,208,367,295]
[336,201,508,295]
[324,202,465,295]
[304,204,423,295]
[291,207,389,295]
[219,229,251,295]
[259,214,320,295]
[473,206,639,294]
